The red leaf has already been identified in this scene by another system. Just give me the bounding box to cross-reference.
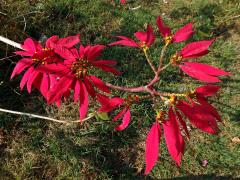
[39,73,50,98]
[181,40,214,58]
[146,25,155,47]
[112,107,127,122]
[88,75,110,93]
[45,35,59,48]
[196,85,221,97]
[21,38,36,53]
[47,75,73,104]
[10,58,33,79]
[173,23,194,43]
[109,36,139,47]
[92,60,117,66]
[156,16,171,38]
[74,80,80,102]
[97,94,124,112]
[84,77,96,98]
[79,81,89,120]
[196,96,221,122]
[183,62,231,76]
[54,46,75,60]
[20,66,34,90]
[87,45,105,61]
[163,107,185,166]
[93,63,122,75]
[177,100,219,134]
[176,111,190,138]
[57,34,80,48]
[27,69,40,93]
[134,31,147,43]
[180,64,221,83]
[115,108,131,131]
[144,122,161,175]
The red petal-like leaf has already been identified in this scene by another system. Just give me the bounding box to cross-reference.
[15,51,34,56]
[120,0,126,4]
[177,100,219,134]
[163,107,185,166]
[196,85,221,97]
[146,25,155,47]
[74,80,80,102]
[47,75,73,104]
[176,111,190,138]
[87,45,105,61]
[88,75,110,93]
[39,73,49,98]
[183,62,231,76]
[46,35,59,48]
[27,69,40,93]
[180,64,221,83]
[54,45,75,60]
[20,66,34,90]
[79,81,89,120]
[196,96,221,122]
[181,40,214,58]
[134,31,147,43]
[21,38,36,53]
[84,77,96,98]
[97,94,124,112]
[109,36,139,47]
[10,58,33,79]
[173,23,194,43]
[112,107,127,122]
[115,108,131,131]
[156,16,171,38]
[57,34,80,48]
[144,122,161,175]
[92,60,117,66]
[93,63,122,75]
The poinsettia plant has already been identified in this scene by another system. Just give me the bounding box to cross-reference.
[9,15,231,175]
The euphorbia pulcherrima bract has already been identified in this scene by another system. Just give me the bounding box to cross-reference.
[47,45,121,120]
[145,85,222,174]
[97,94,139,131]
[10,15,232,176]
[11,35,80,99]
[157,16,194,45]
[170,40,231,83]
[109,25,155,50]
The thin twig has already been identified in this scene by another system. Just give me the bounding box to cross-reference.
[0,107,96,124]
[0,36,23,50]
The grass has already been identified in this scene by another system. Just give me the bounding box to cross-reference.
[0,0,240,179]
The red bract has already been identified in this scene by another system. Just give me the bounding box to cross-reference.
[170,40,231,83]
[176,100,219,134]
[156,16,194,44]
[11,37,61,98]
[195,85,222,122]
[175,85,222,134]
[145,122,161,174]
[46,34,80,49]
[145,109,185,174]
[121,0,126,4]
[163,107,185,166]
[97,94,139,131]
[109,25,155,49]
[47,45,120,120]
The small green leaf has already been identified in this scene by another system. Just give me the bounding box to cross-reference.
[97,112,110,121]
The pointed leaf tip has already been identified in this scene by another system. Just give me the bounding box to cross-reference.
[145,122,161,174]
